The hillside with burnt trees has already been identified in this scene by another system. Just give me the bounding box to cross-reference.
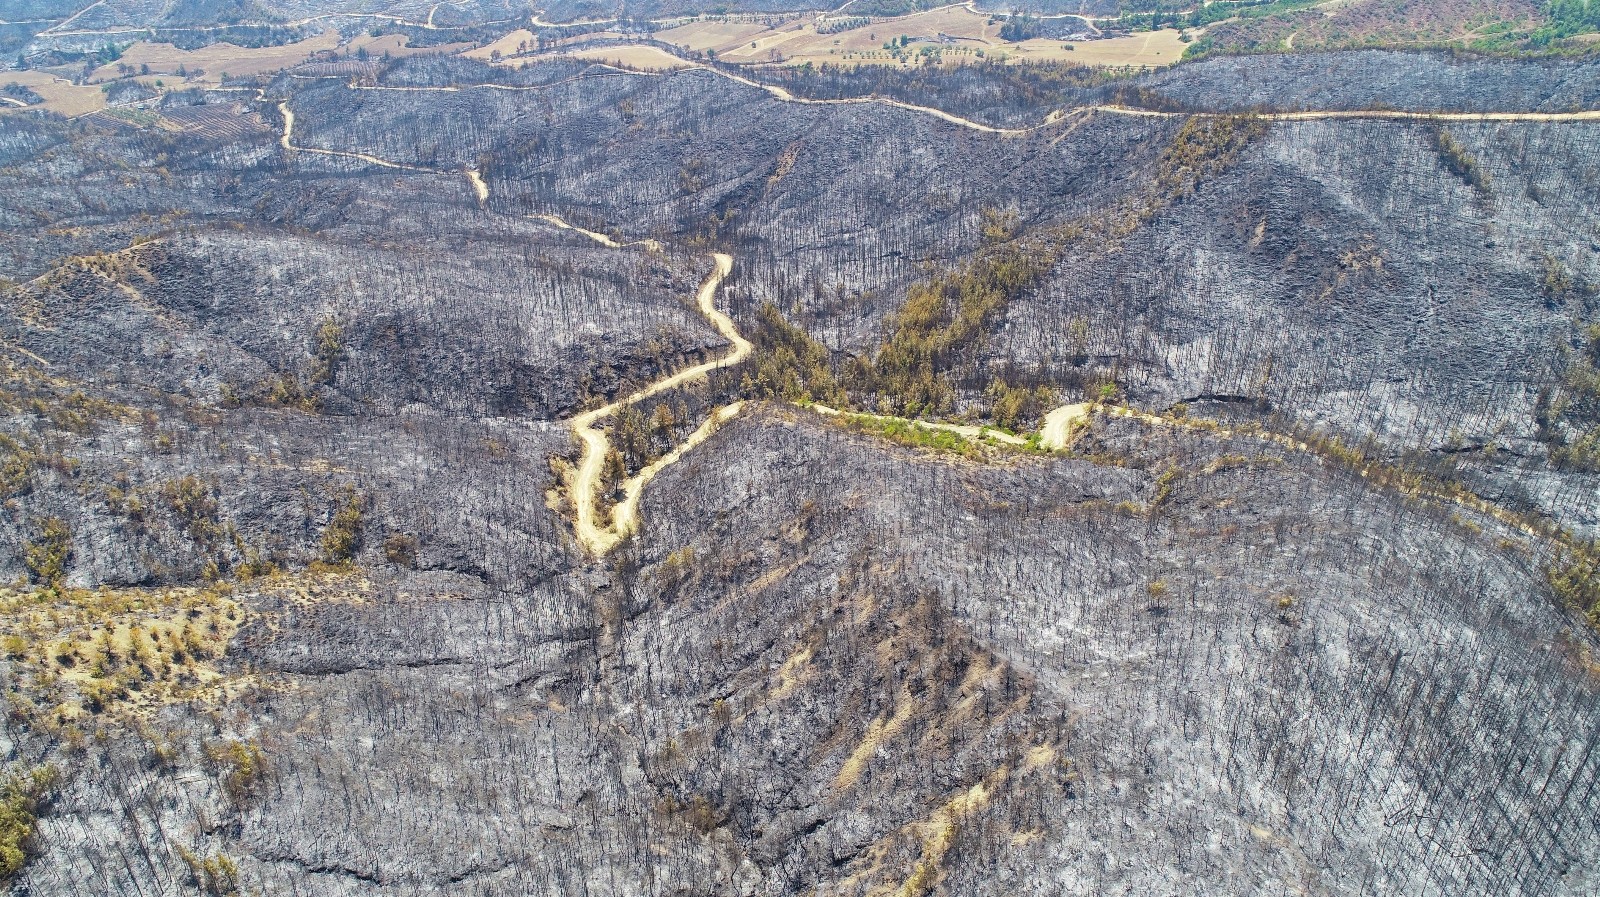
[0,16,1598,897]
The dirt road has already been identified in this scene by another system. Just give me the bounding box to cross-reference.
[569,252,748,555]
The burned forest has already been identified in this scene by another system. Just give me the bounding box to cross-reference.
[1,2,1600,895]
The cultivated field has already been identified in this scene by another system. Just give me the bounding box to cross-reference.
[0,70,105,116]
[1011,29,1187,65]
[464,27,538,60]
[88,33,343,85]
[87,31,466,87]
[565,43,695,70]
[655,7,1187,67]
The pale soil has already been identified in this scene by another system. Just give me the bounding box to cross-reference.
[661,6,1002,63]
[1008,29,1188,66]
[464,28,537,60]
[504,49,1037,134]
[78,33,460,98]
[653,19,772,54]
[533,214,664,251]
[41,7,517,40]
[350,33,474,57]
[275,98,429,170]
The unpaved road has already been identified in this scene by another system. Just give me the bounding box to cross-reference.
[275,98,427,170]
[533,214,664,252]
[1039,402,1094,450]
[1095,104,1600,123]
[570,252,749,555]
[467,168,489,203]
[698,64,1041,135]
[270,97,736,555]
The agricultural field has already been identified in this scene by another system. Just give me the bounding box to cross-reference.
[566,42,697,68]
[86,32,343,85]
[655,6,1189,67]
[0,69,105,115]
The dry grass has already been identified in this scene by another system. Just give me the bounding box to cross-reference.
[834,688,916,792]
[839,761,1013,897]
[81,32,463,91]
[1010,29,1188,66]
[766,641,815,702]
[0,581,248,724]
[886,769,1006,896]
[654,19,772,53]
[0,570,373,731]
[351,33,472,58]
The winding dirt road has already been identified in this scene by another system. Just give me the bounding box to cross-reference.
[270,94,746,555]
[569,252,750,555]
[533,214,664,252]
[1095,104,1600,123]
[275,98,427,170]
[286,55,1600,143]
[698,64,1044,136]
[467,168,488,203]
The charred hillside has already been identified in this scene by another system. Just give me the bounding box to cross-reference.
[0,39,1598,897]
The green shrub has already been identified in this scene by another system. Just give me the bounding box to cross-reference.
[1428,126,1491,195]
[744,303,844,405]
[845,416,978,457]
[308,317,343,387]
[861,239,1056,416]
[205,739,265,802]
[178,846,240,896]
[1549,547,1600,625]
[0,766,57,879]
[161,476,222,545]
[1157,114,1269,197]
[1541,253,1575,302]
[22,518,71,587]
[383,532,419,567]
[320,489,365,564]
[986,379,1053,430]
